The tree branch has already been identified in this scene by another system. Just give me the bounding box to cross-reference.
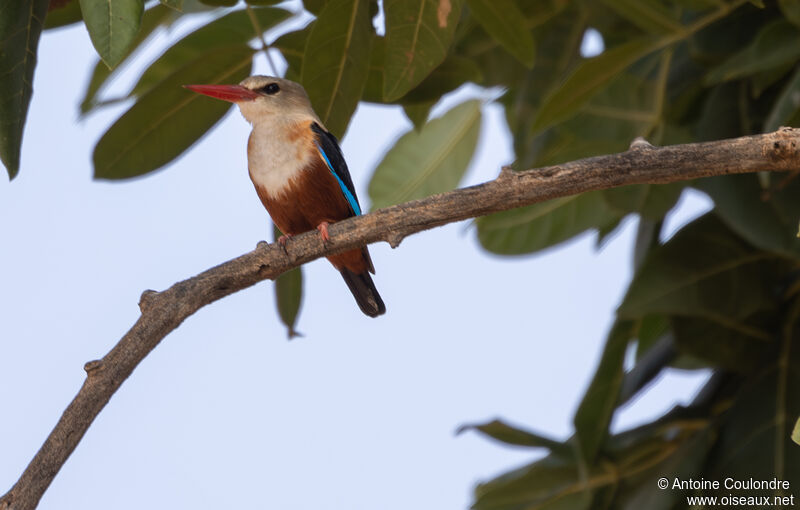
[3,129,800,510]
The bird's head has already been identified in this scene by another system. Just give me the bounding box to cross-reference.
[185,76,318,125]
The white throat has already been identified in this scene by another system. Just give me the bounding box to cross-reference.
[246,118,311,199]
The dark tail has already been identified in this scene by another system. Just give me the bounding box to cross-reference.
[340,269,386,317]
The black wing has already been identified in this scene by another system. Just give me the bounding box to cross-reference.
[310,122,362,217]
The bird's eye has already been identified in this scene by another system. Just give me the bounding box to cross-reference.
[262,83,280,95]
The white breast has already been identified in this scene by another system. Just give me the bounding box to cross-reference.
[246,121,312,199]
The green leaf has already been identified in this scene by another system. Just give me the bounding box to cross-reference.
[274,225,303,338]
[81,70,119,116]
[471,410,718,510]
[473,454,597,510]
[472,455,600,510]
[0,0,48,179]
[361,34,385,102]
[43,0,83,29]
[694,82,743,142]
[456,22,527,90]
[706,330,800,492]
[688,3,760,63]
[403,101,436,131]
[618,214,776,323]
[764,66,800,131]
[779,0,800,27]
[175,0,218,12]
[303,0,328,14]
[525,53,673,169]
[93,45,254,180]
[638,314,670,349]
[792,417,800,446]
[494,5,586,169]
[368,99,481,210]
[603,183,684,220]
[574,320,632,464]
[272,25,312,82]
[198,0,236,5]
[79,0,144,69]
[596,217,625,249]
[364,41,481,106]
[383,0,464,101]
[632,218,662,274]
[457,419,573,455]
[402,55,482,104]
[670,0,719,8]
[131,7,290,97]
[275,268,302,338]
[599,0,683,35]
[402,101,434,130]
[622,339,679,405]
[616,427,716,510]
[705,20,800,85]
[301,0,373,138]
[531,37,663,133]
[160,0,183,10]
[465,0,535,67]
[80,4,174,115]
[750,61,795,98]
[477,191,621,255]
[696,174,800,258]
[671,315,774,372]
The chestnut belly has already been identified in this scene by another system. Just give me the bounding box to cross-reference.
[252,160,369,274]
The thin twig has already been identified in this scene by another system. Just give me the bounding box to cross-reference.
[246,4,280,76]
[2,128,800,510]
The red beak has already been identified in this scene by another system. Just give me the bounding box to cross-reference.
[183,84,260,102]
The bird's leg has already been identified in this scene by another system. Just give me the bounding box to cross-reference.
[316,221,331,244]
[277,233,293,253]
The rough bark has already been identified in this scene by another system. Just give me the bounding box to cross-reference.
[2,129,800,510]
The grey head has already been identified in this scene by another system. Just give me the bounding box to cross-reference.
[235,76,321,125]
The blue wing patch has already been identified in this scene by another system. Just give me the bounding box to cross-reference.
[315,141,362,216]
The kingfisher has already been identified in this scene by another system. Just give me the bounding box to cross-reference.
[185,76,386,317]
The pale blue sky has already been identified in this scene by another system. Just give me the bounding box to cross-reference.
[1,8,710,509]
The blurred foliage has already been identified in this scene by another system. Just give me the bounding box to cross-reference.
[79,0,144,68]
[273,224,304,339]
[369,99,481,210]
[0,0,48,179]
[3,0,800,506]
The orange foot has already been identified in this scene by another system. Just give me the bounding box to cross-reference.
[277,233,293,249]
[316,221,331,243]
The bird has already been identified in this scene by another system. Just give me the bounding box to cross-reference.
[185,76,386,317]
